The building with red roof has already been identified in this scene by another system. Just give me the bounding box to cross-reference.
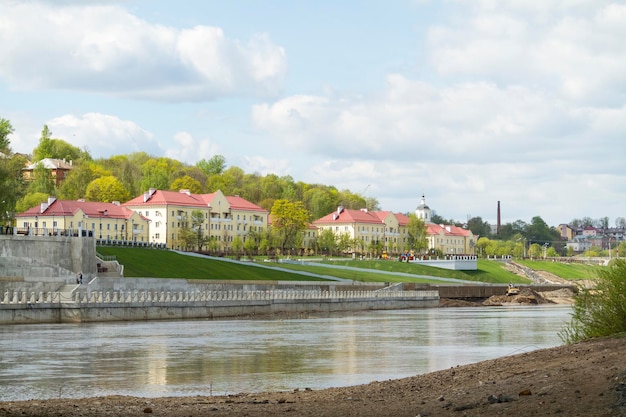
[14,197,149,242]
[312,195,477,256]
[313,206,410,255]
[123,189,268,250]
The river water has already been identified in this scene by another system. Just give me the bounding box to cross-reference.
[0,305,572,401]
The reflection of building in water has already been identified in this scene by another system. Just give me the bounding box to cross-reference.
[145,343,169,387]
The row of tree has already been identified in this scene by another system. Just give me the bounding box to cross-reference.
[0,120,380,225]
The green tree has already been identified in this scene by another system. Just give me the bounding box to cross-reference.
[0,117,14,153]
[28,163,56,195]
[232,236,244,256]
[32,125,54,160]
[270,199,310,253]
[16,192,49,213]
[196,155,226,176]
[85,176,130,202]
[178,227,196,251]
[337,233,352,255]
[190,209,206,250]
[170,175,203,194]
[560,259,626,343]
[406,214,429,253]
[317,228,337,255]
[528,243,542,259]
[467,216,491,238]
[58,162,109,200]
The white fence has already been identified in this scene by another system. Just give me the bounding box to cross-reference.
[1,289,439,305]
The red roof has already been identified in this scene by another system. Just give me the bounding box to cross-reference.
[124,189,267,213]
[313,208,389,225]
[16,199,139,220]
[426,223,472,237]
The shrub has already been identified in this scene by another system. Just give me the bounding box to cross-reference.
[560,258,626,343]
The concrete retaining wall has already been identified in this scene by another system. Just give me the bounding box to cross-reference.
[0,235,97,281]
[0,289,439,324]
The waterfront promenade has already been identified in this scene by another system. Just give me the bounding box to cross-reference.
[0,282,440,324]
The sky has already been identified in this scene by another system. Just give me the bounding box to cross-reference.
[1,0,625,228]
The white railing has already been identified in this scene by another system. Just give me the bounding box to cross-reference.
[0,289,438,305]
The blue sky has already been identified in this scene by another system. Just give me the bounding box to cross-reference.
[1,0,625,227]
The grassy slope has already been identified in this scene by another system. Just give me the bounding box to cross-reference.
[97,248,577,284]
[268,259,529,284]
[97,247,330,281]
[515,259,601,280]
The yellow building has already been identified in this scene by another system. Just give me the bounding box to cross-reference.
[312,195,478,256]
[313,206,410,254]
[14,197,149,242]
[123,189,268,250]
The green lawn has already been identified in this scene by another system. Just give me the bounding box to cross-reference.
[266,259,530,284]
[96,247,331,281]
[515,259,602,280]
[97,247,544,284]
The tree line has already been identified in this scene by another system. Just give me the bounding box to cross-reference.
[0,120,380,225]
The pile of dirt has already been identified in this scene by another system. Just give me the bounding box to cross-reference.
[1,335,624,417]
[483,287,553,306]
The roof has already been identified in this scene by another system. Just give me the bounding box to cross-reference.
[426,223,472,237]
[124,189,267,213]
[24,158,73,170]
[16,198,141,220]
[225,195,267,212]
[313,208,388,225]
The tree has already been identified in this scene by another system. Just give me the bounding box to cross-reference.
[177,227,196,251]
[0,117,14,153]
[337,233,352,255]
[232,236,244,256]
[406,214,428,254]
[317,228,337,255]
[560,259,626,343]
[270,199,310,253]
[85,176,130,202]
[466,216,491,238]
[526,216,559,246]
[190,209,206,250]
[27,163,56,195]
[196,155,226,176]
[16,192,49,213]
[170,175,203,194]
[32,125,54,160]
[58,162,109,200]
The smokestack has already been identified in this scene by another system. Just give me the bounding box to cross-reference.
[497,201,501,236]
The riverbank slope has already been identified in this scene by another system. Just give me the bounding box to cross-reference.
[1,335,623,417]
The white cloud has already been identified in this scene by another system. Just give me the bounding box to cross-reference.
[46,113,158,158]
[428,2,626,106]
[0,2,287,101]
[165,132,220,164]
[240,155,291,176]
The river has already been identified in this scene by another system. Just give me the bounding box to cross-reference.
[0,305,572,401]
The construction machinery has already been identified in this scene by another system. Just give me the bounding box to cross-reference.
[506,283,520,296]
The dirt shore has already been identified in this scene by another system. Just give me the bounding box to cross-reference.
[1,335,624,417]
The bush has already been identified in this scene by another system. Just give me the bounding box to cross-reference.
[560,258,626,343]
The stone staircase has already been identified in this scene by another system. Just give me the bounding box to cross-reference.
[57,283,79,303]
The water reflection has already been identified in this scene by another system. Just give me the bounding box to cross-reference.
[0,305,571,401]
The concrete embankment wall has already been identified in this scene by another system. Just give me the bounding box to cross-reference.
[0,288,439,324]
[0,235,97,282]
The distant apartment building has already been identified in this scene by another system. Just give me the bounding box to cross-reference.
[123,189,268,250]
[14,197,149,242]
[312,195,477,255]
